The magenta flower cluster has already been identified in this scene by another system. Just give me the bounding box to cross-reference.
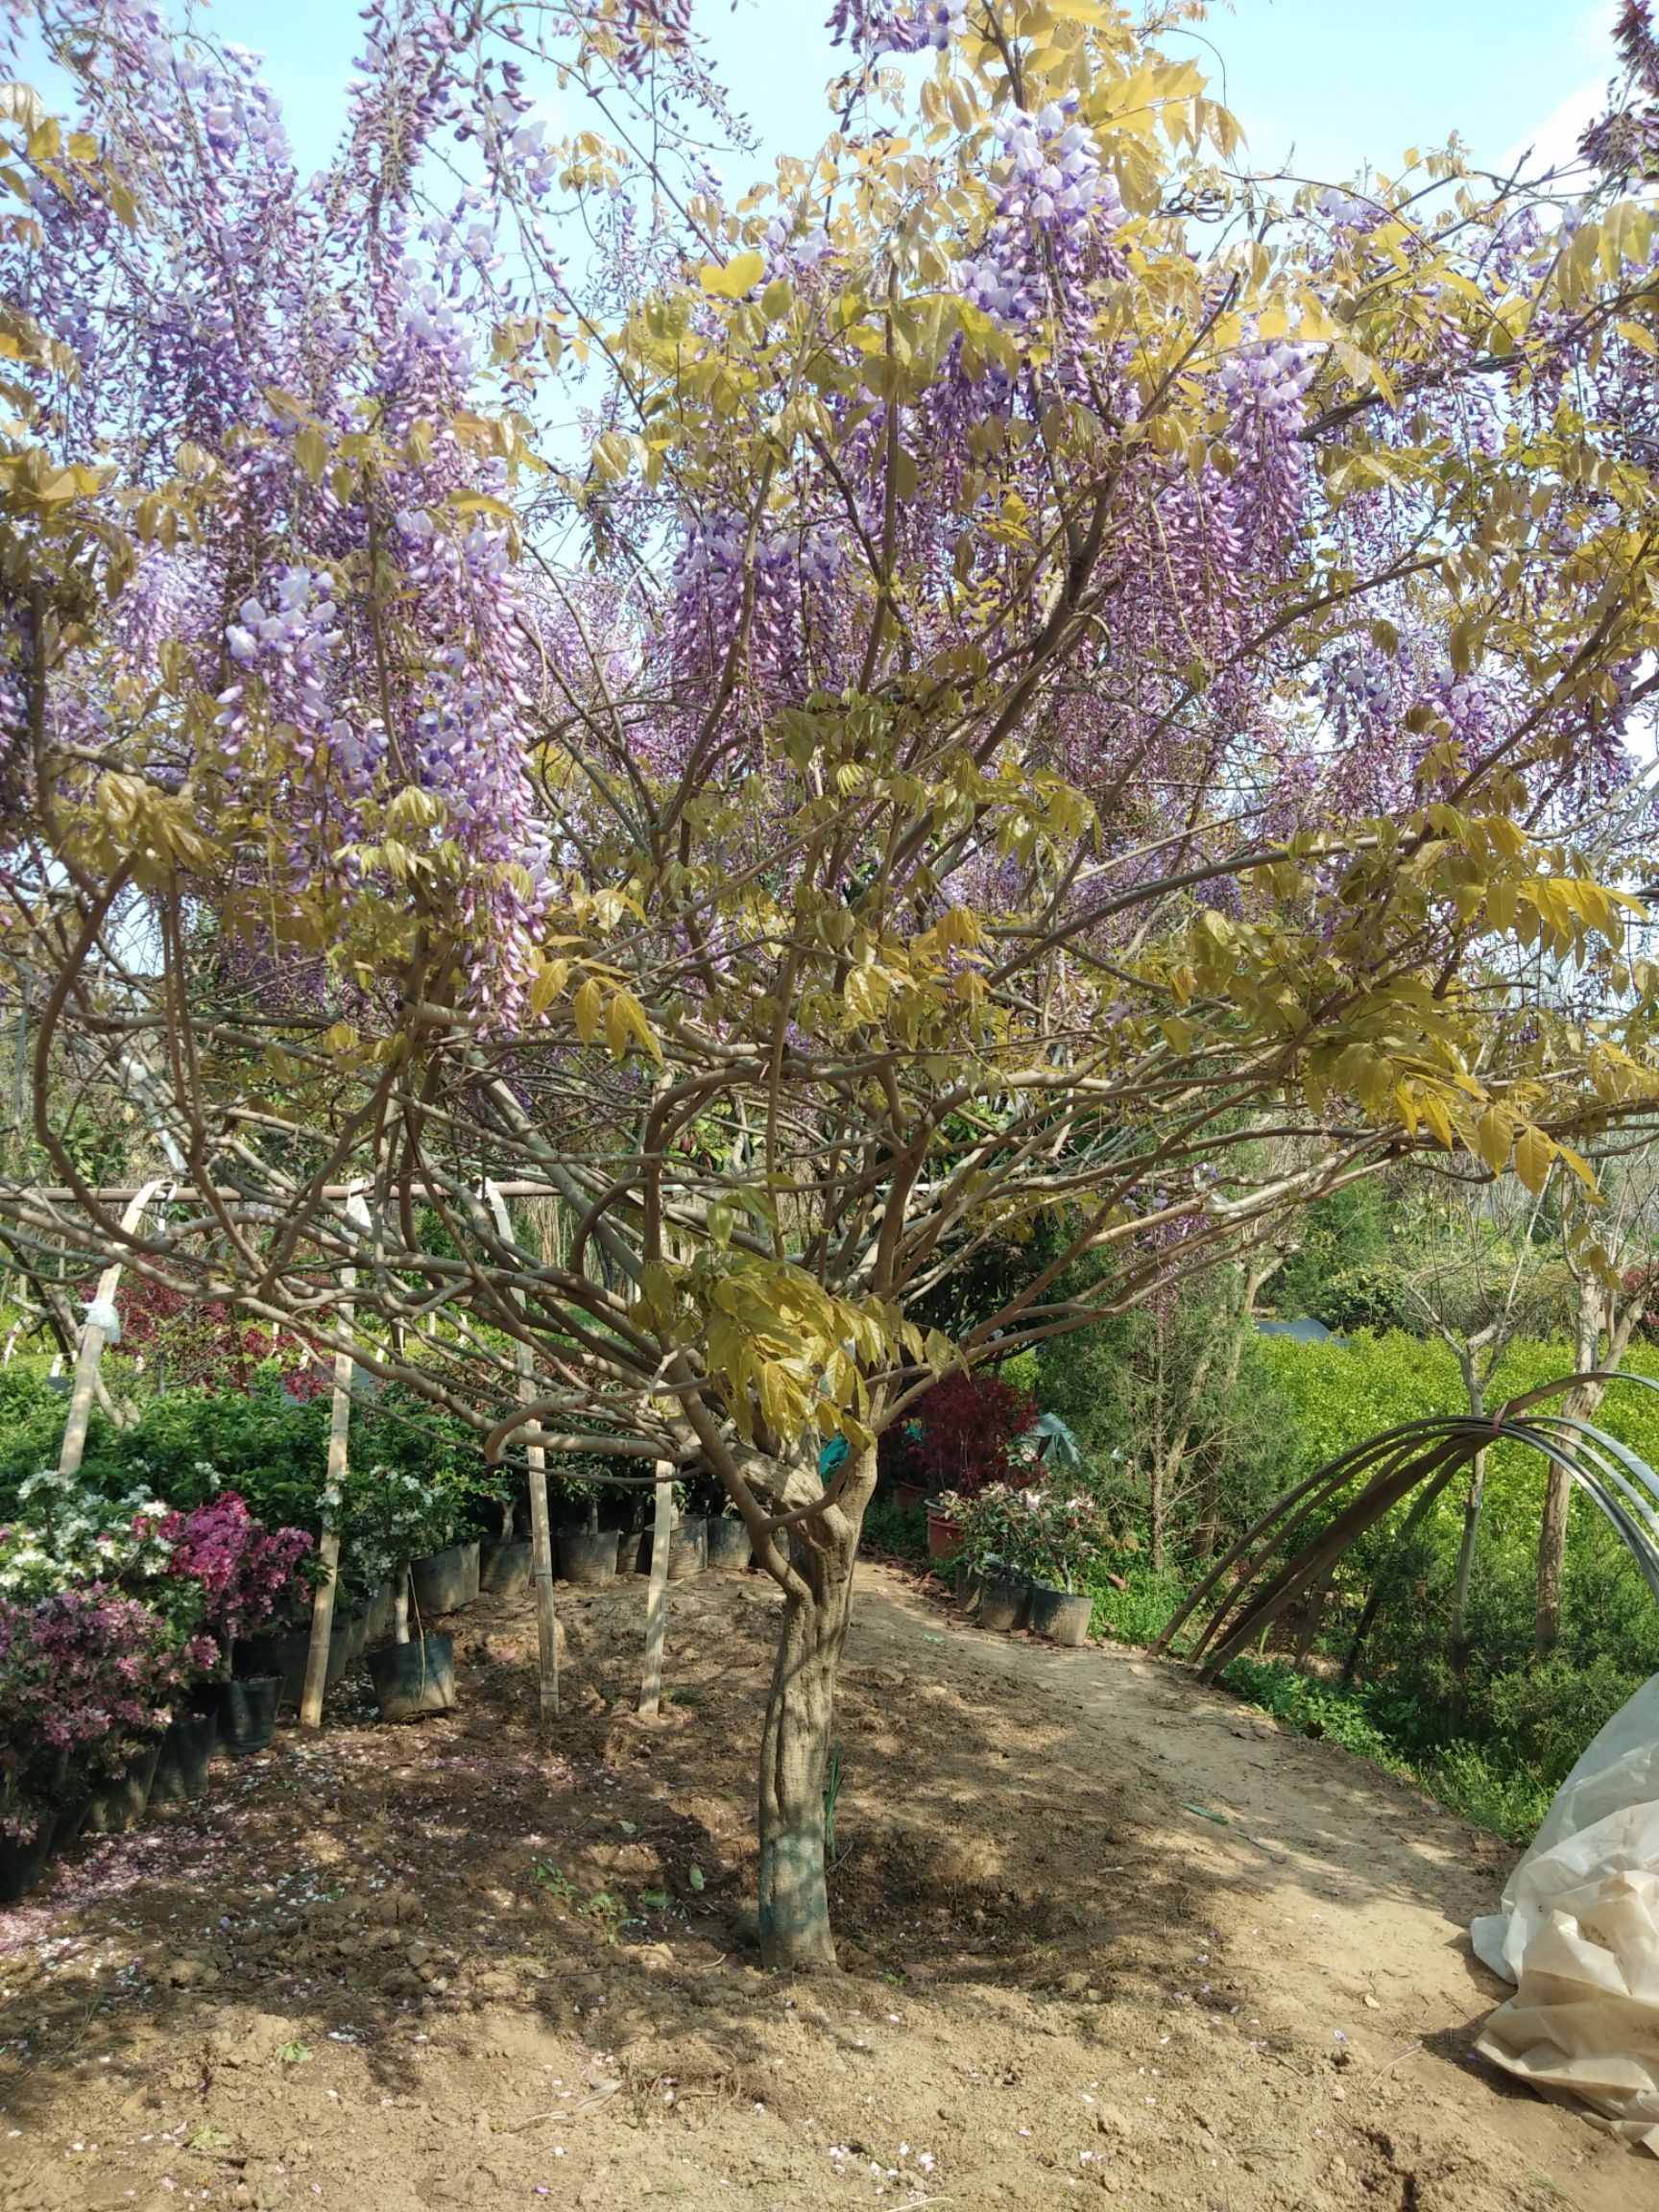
[156,1492,314,1655]
[0,1590,216,1839]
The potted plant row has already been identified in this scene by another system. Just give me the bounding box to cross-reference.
[0,1479,316,1904]
[938,1483,1107,1647]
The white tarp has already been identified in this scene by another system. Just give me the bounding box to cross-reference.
[1472,1673,1659,2151]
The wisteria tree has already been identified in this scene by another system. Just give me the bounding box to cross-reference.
[8,0,1659,1964]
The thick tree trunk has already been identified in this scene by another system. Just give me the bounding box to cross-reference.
[1452,1444,1485,1647]
[756,1441,877,1972]
[1533,1275,1638,1658]
[1534,1464,1572,1657]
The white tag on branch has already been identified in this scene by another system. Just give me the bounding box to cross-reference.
[84,1297,121,1343]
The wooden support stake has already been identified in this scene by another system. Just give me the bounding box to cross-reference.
[486,1180,559,1722]
[639,1462,674,1718]
[58,1179,168,1482]
[299,1194,366,1729]
[519,1338,559,1721]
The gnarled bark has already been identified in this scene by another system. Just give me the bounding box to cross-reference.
[753,1440,877,1972]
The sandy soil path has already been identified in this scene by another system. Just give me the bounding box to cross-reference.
[0,1558,1647,2211]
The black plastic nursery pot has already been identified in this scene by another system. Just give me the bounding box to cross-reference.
[214,1674,280,1756]
[363,1577,397,1647]
[369,1633,457,1722]
[149,1710,218,1806]
[615,1527,646,1575]
[665,1515,709,1581]
[0,1814,57,1906]
[82,1738,163,1837]
[480,1536,533,1598]
[559,1526,618,1586]
[237,1615,360,1714]
[976,1572,1032,1633]
[954,1560,982,1612]
[706,1517,753,1571]
[409,1542,480,1617]
[1028,1583,1093,1647]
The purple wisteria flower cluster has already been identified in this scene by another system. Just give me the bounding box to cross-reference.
[829,0,965,57]
[956,96,1123,329]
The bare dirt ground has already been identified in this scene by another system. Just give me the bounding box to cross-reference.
[0,1557,1648,2212]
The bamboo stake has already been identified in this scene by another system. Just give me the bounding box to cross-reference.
[518,1334,559,1721]
[484,1180,559,1721]
[299,1191,367,1728]
[639,1462,674,1718]
[58,1178,168,1481]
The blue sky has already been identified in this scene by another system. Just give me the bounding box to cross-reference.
[193,0,1619,189]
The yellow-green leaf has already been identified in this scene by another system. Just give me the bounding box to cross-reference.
[699,252,764,300]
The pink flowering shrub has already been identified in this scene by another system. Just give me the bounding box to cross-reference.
[941,1483,1113,1591]
[157,1492,314,1668]
[0,1589,217,1838]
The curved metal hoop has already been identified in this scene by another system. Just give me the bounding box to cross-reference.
[1155,1370,1659,1676]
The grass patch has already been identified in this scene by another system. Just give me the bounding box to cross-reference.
[1221,1654,1549,1842]
[1087,1561,1187,1647]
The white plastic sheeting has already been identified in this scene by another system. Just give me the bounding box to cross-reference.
[83,1296,121,1344]
[1472,1674,1659,2150]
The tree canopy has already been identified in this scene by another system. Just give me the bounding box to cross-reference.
[7,0,1659,1962]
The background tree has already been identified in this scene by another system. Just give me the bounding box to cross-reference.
[1533,1136,1659,1650]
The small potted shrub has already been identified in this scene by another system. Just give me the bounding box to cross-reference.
[953,1484,1036,1632]
[1022,1492,1106,1647]
[478,1464,533,1598]
[352,1472,460,1721]
[407,1499,477,1616]
[161,1492,315,1754]
[0,1478,219,1827]
[0,1587,213,1893]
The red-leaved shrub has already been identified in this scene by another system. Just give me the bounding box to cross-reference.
[912,1371,1038,1499]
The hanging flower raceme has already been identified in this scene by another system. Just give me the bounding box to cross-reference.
[955,96,1123,332]
[1217,338,1317,550]
[828,0,965,57]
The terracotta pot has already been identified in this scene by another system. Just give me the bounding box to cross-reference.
[926,1507,965,1562]
[895,1480,927,1513]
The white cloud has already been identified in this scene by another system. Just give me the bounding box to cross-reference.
[1497,0,1621,175]
[1502,75,1606,179]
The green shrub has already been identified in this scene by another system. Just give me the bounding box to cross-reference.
[860,1497,927,1562]
[1088,1561,1188,1646]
